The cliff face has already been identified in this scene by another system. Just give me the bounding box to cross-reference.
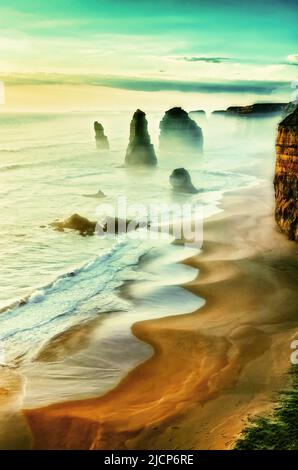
[94,122,109,150]
[159,107,203,154]
[274,107,298,241]
[282,101,298,118]
[125,110,157,166]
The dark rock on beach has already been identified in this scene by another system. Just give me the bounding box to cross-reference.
[274,107,298,241]
[170,168,199,194]
[159,107,203,154]
[125,109,157,166]
[94,121,109,149]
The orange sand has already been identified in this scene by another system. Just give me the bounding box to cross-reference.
[23,185,298,449]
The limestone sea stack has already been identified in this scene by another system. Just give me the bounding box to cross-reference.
[274,106,298,241]
[170,168,199,194]
[159,107,203,154]
[94,121,109,149]
[125,109,157,166]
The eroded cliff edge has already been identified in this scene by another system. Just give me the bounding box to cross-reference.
[274,106,298,241]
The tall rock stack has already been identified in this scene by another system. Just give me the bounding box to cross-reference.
[159,107,203,154]
[274,106,298,241]
[94,121,109,150]
[125,109,157,166]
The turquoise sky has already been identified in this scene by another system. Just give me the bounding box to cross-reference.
[0,0,297,101]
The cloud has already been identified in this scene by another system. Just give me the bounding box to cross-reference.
[179,55,298,68]
[287,54,298,65]
[179,56,231,63]
[1,72,290,95]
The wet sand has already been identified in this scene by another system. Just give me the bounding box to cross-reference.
[18,184,298,448]
[0,369,31,449]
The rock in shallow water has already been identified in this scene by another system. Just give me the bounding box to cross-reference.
[50,214,147,236]
[170,168,199,194]
[125,109,157,166]
[51,214,96,236]
[94,121,109,150]
[159,107,203,154]
[274,106,298,241]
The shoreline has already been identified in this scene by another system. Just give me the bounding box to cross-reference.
[12,183,298,448]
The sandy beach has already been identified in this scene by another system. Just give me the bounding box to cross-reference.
[1,0,297,455]
[21,182,298,450]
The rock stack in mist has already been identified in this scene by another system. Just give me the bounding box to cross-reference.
[125,109,157,166]
[274,106,298,241]
[159,107,203,154]
[94,121,109,150]
[170,168,199,194]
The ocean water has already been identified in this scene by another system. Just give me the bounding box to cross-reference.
[0,110,279,405]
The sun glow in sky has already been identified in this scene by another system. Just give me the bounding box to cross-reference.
[0,0,297,111]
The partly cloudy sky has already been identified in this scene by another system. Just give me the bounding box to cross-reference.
[0,0,297,110]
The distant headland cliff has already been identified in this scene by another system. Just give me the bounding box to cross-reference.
[212,103,286,117]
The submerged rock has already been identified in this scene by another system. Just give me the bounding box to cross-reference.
[169,168,199,194]
[274,107,298,241]
[94,121,109,149]
[83,189,106,199]
[125,109,157,166]
[159,107,203,154]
